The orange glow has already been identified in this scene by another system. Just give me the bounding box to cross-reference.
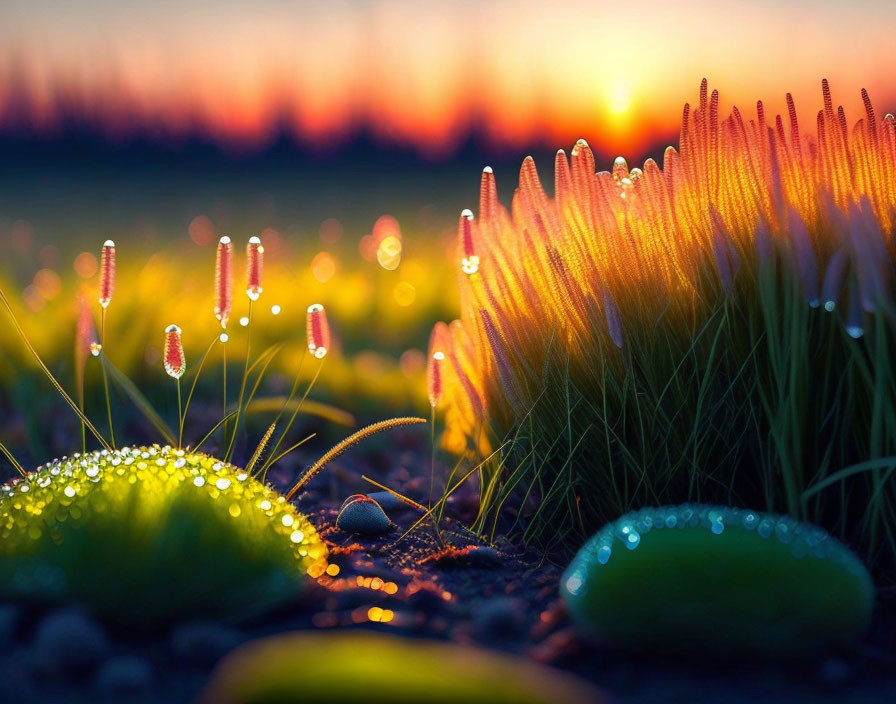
[311,251,337,284]
[2,2,894,156]
[433,80,896,451]
[33,268,62,300]
[399,348,425,377]
[73,252,98,279]
[392,281,416,307]
[188,215,216,246]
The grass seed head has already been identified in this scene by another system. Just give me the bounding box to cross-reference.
[164,324,186,379]
[215,235,234,328]
[459,209,479,275]
[98,239,115,308]
[246,235,264,301]
[306,303,330,359]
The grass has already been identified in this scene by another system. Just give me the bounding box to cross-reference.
[0,230,429,628]
[432,80,896,574]
[472,267,896,570]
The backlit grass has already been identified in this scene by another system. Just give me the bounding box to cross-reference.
[431,80,896,571]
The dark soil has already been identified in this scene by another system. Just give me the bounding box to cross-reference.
[1,427,895,703]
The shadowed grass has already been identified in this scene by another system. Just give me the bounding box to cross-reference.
[470,250,896,570]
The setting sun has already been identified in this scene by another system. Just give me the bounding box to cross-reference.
[608,80,633,115]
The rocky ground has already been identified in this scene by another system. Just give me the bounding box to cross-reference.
[1,433,895,703]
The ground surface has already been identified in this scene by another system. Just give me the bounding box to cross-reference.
[1,430,895,703]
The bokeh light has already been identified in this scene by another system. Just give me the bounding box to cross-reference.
[188,215,216,246]
[311,251,337,283]
[73,252,98,278]
[376,236,402,271]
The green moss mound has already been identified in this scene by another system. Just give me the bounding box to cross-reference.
[202,630,606,704]
[561,504,874,657]
[0,445,327,628]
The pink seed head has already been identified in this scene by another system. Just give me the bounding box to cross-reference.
[164,324,186,379]
[246,235,264,301]
[98,239,115,308]
[214,235,233,328]
[459,209,479,275]
[427,351,445,408]
[306,303,331,359]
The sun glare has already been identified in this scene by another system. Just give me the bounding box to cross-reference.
[608,80,632,116]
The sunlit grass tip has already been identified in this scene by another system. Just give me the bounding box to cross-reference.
[215,235,234,328]
[98,239,115,308]
[306,303,330,359]
[246,235,264,301]
[163,324,186,380]
[428,78,896,566]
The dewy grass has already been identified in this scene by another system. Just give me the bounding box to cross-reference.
[0,230,426,628]
[431,80,896,571]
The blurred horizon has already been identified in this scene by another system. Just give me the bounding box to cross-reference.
[2,0,896,458]
[2,0,895,160]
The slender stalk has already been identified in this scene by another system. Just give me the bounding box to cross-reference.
[100,307,116,448]
[260,433,316,481]
[181,334,219,440]
[428,404,436,508]
[362,474,427,512]
[103,356,176,445]
[0,288,110,450]
[221,337,228,438]
[194,410,239,453]
[285,417,426,500]
[225,300,252,462]
[77,378,87,455]
[245,421,276,475]
[261,355,320,475]
[393,443,507,547]
[176,378,183,449]
[0,441,26,477]
[273,347,307,427]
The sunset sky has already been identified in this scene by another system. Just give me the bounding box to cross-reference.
[2,0,895,159]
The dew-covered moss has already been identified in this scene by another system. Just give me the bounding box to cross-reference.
[0,445,328,628]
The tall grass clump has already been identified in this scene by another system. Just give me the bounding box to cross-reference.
[433,80,896,571]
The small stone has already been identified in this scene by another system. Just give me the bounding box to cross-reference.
[336,496,391,535]
[93,655,153,693]
[32,607,110,673]
[170,622,242,665]
[366,491,413,515]
[339,494,368,510]
[464,546,501,567]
